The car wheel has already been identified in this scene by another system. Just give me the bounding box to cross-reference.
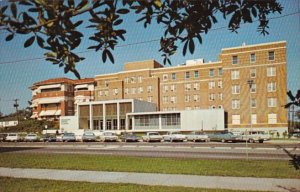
[249,139,255,143]
[259,140,264,143]
[221,139,225,143]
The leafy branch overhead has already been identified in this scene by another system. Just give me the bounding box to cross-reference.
[0,0,283,79]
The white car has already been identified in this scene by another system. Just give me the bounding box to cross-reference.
[186,132,210,142]
[240,131,271,143]
[99,132,118,142]
[24,133,39,142]
[163,131,186,142]
[6,133,21,142]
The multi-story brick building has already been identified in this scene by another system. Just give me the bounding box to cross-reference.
[30,78,94,120]
[31,41,288,133]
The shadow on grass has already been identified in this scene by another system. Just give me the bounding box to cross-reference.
[0,147,41,153]
[276,145,300,171]
[277,185,300,192]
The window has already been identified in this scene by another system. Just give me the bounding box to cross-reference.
[218,93,223,101]
[113,88,118,95]
[267,82,276,92]
[232,85,240,94]
[125,88,129,95]
[194,71,199,79]
[124,77,129,84]
[147,96,153,103]
[138,87,143,93]
[105,81,109,87]
[172,73,176,80]
[218,68,223,76]
[185,71,190,79]
[250,53,256,63]
[163,96,168,104]
[163,85,169,93]
[268,113,277,124]
[170,84,176,92]
[250,83,256,93]
[209,93,215,101]
[194,94,200,102]
[232,100,240,109]
[232,56,238,64]
[104,90,109,96]
[218,81,223,88]
[170,96,177,103]
[185,83,191,91]
[268,51,275,61]
[147,85,153,93]
[231,70,240,80]
[185,95,191,102]
[208,81,215,89]
[251,99,256,108]
[209,69,214,77]
[193,83,200,90]
[98,90,103,96]
[267,67,276,76]
[250,68,256,78]
[251,114,257,124]
[131,77,136,83]
[131,88,136,94]
[163,74,168,81]
[138,76,142,83]
[268,98,277,107]
[232,115,240,125]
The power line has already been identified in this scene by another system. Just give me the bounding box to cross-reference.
[0,11,299,65]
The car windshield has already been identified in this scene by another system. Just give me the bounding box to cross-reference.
[64,133,74,136]
[9,134,16,136]
[27,134,36,136]
[84,132,94,136]
[149,132,159,135]
[172,132,180,134]
[104,132,115,136]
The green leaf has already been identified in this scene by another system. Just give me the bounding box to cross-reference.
[114,19,123,26]
[117,9,129,14]
[11,3,17,18]
[36,36,44,48]
[73,20,83,28]
[5,34,14,41]
[183,41,188,56]
[102,49,107,62]
[76,0,89,11]
[106,49,114,63]
[24,36,35,47]
[19,1,32,6]
[189,39,195,54]
[68,0,75,8]
[28,8,39,12]
[1,6,8,13]
[251,7,257,17]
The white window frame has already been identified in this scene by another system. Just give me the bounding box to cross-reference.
[209,93,215,101]
[193,83,200,90]
[185,95,191,102]
[218,68,223,76]
[185,83,192,91]
[170,96,177,103]
[170,84,176,92]
[250,53,256,63]
[218,93,223,101]
[268,113,277,124]
[232,100,240,109]
[194,71,199,79]
[250,68,256,78]
[163,74,168,81]
[268,98,277,107]
[251,99,256,108]
[209,69,214,77]
[218,81,223,88]
[232,85,240,94]
[251,114,257,124]
[232,56,238,64]
[208,81,215,89]
[172,73,176,80]
[267,82,276,92]
[147,85,153,93]
[194,94,200,102]
[147,96,153,103]
[232,115,240,125]
[231,70,240,80]
[163,96,168,104]
[268,51,275,61]
[267,67,276,77]
[250,83,256,93]
[185,71,190,79]
[163,85,169,93]
[138,87,143,94]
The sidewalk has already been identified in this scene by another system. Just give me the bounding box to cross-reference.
[1,167,300,192]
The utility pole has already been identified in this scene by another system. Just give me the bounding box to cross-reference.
[13,99,19,113]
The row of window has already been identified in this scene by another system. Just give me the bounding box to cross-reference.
[232,113,277,125]
[232,98,277,109]
[231,82,276,94]
[231,67,276,80]
[162,105,223,111]
[163,68,223,81]
[232,51,275,64]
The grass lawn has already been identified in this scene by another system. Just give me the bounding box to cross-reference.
[0,153,299,179]
[0,177,267,192]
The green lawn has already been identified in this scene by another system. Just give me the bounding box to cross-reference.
[0,177,267,192]
[0,153,299,179]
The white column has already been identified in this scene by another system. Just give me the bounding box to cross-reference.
[103,103,106,130]
[89,104,93,130]
[117,102,120,130]
[159,114,162,130]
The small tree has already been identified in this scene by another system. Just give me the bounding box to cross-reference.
[284,90,300,133]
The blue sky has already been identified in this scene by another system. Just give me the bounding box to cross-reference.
[0,0,299,115]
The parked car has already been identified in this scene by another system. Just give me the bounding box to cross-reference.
[120,133,139,142]
[82,131,97,142]
[24,133,39,142]
[186,132,210,142]
[208,132,240,143]
[142,132,163,142]
[6,133,21,142]
[163,131,186,142]
[62,132,76,142]
[0,133,7,142]
[41,134,57,142]
[99,131,118,142]
[240,131,271,143]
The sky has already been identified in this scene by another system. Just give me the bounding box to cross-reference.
[0,0,299,115]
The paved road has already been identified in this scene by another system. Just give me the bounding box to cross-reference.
[1,142,299,160]
[1,167,300,192]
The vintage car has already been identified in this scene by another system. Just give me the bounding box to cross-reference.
[163,131,186,142]
[24,133,39,142]
[240,131,271,143]
[208,132,241,143]
[120,133,139,142]
[6,133,21,142]
[62,132,76,142]
[186,132,210,142]
[99,131,118,142]
[82,131,97,142]
[142,132,163,142]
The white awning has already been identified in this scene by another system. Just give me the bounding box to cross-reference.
[38,84,61,90]
[39,110,57,116]
[54,110,61,116]
[75,84,88,89]
[39,98,62,104]
[30,103,38,107]
[30,112,38,118]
